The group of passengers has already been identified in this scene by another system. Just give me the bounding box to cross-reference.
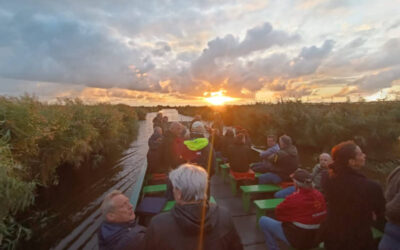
[98,113,400,250]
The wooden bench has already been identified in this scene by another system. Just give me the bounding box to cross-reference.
[162,196,217,212]
[229,171,256,196]
[142,184,167,196]
[254,198,285,222]
[240,184,282,212]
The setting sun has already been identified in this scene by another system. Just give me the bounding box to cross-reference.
[204,90,236,105]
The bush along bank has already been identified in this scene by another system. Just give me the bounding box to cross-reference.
[0,96,140,249]
[176,101,400,180]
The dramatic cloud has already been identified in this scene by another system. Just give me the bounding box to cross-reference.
[0,0,399,104]
[353,67,400,92]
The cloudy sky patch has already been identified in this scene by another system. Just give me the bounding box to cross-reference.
[1,0,399,104]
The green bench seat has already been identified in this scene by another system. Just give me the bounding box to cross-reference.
[240,184,282,212]
[142,184,167,195]
[162,196,217,212]
[254,198,285,222]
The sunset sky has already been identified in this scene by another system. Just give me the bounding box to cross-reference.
[1,0,400,105]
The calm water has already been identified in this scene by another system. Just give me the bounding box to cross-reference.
[34,110,191,250]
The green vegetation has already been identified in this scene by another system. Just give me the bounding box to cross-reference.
[0,95,140,248]
[177,101,400,180]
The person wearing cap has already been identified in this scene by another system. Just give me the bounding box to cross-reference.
[182,121,216,177]
[322,141,385,250]
[259,169,327,250]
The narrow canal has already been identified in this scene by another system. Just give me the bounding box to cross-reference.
[37,110,191,250]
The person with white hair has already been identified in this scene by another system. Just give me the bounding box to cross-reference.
[98,190,146,250]
[144,164,243,250]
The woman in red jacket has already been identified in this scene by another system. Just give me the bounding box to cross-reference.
[259,169,327,250]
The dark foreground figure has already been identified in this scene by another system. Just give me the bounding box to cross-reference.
[322,141,385,250]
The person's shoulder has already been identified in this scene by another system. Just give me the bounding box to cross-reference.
[151,211,174,224]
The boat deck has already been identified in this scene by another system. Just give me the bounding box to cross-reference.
[210,173,288,250]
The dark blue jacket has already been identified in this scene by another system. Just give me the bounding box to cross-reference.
[98,220,146,250]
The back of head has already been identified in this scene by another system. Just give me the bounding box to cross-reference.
[169,122,183,136]
[279,134,292,148]
[225,129,234,137]
[291,169,313,188]
[191,121,206,136]
[330,140,357,174]
[169,164,208,202]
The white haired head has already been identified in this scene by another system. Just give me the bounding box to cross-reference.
[169,163,208,202]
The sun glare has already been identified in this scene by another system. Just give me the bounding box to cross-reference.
[204,90,236,105]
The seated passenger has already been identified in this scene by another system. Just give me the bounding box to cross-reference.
[161,122,186,171]
[259,169,327,250]
[147,127,163,174]
[311,153,332,193]
[98,190,146,250]
[161,116,169,134]
[221,129,235,158]
[227,134,253,173]
[251,135,280,173]
[322,141,385,250]
[379,166,400,250]
[274,152,332,199]
[144,164,243,250]
[258,135,299,185]
[182,121,216,176]
[152,112,163,128]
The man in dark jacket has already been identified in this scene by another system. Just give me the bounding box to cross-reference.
[227,133,253,173]
[144,164,243,250]
[161,122,186,171]
[147,127,163,174]
[258,135,299,184]
[98,190,146,250]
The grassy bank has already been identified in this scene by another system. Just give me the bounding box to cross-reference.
[0,96,140,249]
[176,101,400,181]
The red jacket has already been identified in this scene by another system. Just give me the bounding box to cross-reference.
[276,188,327,225]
